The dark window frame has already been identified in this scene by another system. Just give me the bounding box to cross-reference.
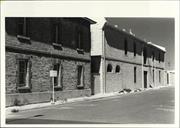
[53,63,63,89]
[143,48,147,64]
[133,41,136,56]
[16,58,31,92]
[52,22,62,47]
[107,64,113,73]
[18,59,28,87]
[77,65,84,88]
[159,52,161,63]
[167,73,169,84]
[124,38,128,55]
[152,51,155,61]
[17,18,30,41]
[115,65,120,73]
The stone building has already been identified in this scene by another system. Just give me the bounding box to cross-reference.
[5,17,95,106]
[91,18,166,94]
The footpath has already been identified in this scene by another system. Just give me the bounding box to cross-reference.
[6,86,168,115]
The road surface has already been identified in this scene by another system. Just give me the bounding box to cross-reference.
[6,86,174,124]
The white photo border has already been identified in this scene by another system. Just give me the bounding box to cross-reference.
[1,1,179,127]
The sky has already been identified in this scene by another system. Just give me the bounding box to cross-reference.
[106,18,175,70]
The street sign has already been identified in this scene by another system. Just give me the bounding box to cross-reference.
[50,70,57,77]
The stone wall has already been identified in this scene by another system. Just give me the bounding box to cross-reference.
[5,17,92,107]
[6,51,91,106]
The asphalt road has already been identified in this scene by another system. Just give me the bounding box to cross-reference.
[6,86,174,124]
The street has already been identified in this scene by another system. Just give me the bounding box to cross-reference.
[6,86,174,124]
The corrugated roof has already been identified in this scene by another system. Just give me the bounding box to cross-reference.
[104,23,166,52]
[147,42,166,52]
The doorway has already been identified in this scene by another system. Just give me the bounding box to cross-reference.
[144,71,148,88]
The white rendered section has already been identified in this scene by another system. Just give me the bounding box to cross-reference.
[91,17,107,56]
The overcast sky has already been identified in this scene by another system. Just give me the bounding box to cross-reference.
[106,18,174,70]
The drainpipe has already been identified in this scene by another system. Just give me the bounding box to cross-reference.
[142,45,144,89]
[102,29,106,94]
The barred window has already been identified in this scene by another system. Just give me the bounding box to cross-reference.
[17,59,30,88]
[77,65,84,88]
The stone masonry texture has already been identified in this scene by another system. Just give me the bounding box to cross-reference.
[6,17,93,106]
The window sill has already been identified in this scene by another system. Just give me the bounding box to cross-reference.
[17,86,31,93]
[77,85,84,89]
[52,43,62,50]
[54,86,63,91]
[77,48,84,54]
[17,35,31,43]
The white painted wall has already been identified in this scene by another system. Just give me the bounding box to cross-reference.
[90,17,106,56]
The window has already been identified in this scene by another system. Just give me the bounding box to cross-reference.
[167,73,169,84]
[159,70,161,83]
[134,67,136,83]
[107,64,112,72]
[143,48,147,64]
[115,65,120,73]
[159,52,161,63]
[124,38,128,55]
[17,18,29,37]
[153,69,154,82]
[77,30,83,50]
[52,23,62,45]
[17,59,30,88]
[152,51,155,61]
[77,65,84,87]
[53,63,62,88]
[133,42,136,56]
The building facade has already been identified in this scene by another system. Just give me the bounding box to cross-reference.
[6,17,95,106]
[165,70,175,86]
[91,19,166,94]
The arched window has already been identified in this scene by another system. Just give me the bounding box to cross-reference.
[115,65,120,73]
[107,64,112,72]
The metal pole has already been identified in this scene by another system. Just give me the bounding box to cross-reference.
[52,77,55,104]
[142,46,144,89]
[103,30,106,94]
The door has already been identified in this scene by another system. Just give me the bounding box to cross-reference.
[144,71,147,88]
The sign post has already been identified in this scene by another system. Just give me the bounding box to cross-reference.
[50,70,57,104]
